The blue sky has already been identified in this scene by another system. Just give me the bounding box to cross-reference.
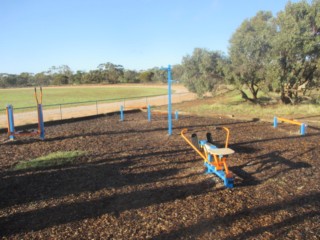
[0,0,300,74]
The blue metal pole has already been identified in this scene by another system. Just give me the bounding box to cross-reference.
[168,65,172,135]
[148,105,151,122]
[120,105,124,121]
[175,110,178,120]
[300,123,306,135]
[7,105,15,140]
[37,104,45,140]
[273,116,278,128]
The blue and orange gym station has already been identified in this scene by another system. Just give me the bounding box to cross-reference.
[6,87,45,140]
[181,127,235,188]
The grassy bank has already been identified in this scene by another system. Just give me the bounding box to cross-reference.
[171,89,320,123]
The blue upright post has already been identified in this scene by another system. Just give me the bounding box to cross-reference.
[37,104,45,140]
[161,64,172,135]
[167,65,172,135]
[6,105,15,140]
[148,105,151,122]
[300,123,306,135]
[120,105,124,121]
[175,110,179,120]
[273,116,278,128]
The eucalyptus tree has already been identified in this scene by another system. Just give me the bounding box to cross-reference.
[269,0,320,104]
[172,64,184,83]
[150,67,167,83]
[47,65,73,85]
[122,70,139,83]
[34,72,51,86]
[138,70,154,83]
[82,70,104,84]
[0,74,17,87]
[229,11,276,101]
[97,62,124,84]
[17,72,34,86]
[181,48,224,97]
[70,70,86,84]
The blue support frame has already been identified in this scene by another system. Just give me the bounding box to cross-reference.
[120,105,124,121]
[274,116,307,135]
[167,65,172,135]
[273,116,278,128]
[6,104,45,141]
[37,104,45,140]
[148,105,151,122]
[300,123,306,135]
[7,105,15,140]
[199,140,234,188]
[160,65,172,135]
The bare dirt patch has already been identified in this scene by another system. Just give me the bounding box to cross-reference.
[0,112,319,239]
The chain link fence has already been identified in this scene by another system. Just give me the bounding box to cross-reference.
[0,92,196,129]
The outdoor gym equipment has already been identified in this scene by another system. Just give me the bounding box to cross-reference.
[181,127,235,188]
[120,105,151,121]
[6,87,45,140]
[120,64,174,135]
[120,105,179,122]
[151,110,179,120]
[273,116,306,135]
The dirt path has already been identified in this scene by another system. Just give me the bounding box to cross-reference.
[0,84,197,129]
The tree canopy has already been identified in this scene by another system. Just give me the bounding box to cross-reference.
[268,0,320,103]
[228,11,276,101]
[180,48,224,97]
[221,0,319,104]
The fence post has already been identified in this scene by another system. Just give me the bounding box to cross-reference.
[175,110,179,120]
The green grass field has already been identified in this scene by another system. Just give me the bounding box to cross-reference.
[0,85,168,109]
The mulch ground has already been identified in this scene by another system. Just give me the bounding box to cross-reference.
[0,111,319,239]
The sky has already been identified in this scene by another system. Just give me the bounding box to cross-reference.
[0,0,302,74]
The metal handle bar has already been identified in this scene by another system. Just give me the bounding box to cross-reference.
[181,128,208,163]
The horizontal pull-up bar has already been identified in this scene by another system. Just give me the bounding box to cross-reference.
[273,116,306,135]
[277,117,302,126]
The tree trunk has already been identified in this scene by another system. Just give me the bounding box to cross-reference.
[249,82,259,100]
[240,90,256,103]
